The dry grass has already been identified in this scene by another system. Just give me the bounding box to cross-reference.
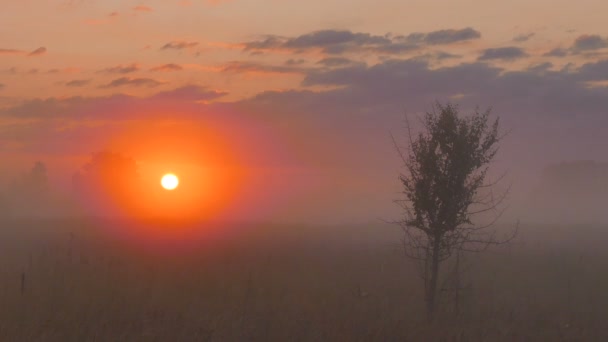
[1,218,607,341]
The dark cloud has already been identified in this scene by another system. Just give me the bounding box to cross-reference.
[527,62,553,73]
[254,57,608,127]
[0,83,4,90]
[65,79,92,87]
[283,30,391,54]
[28,47,47,56]
[576,59,608,81]
[543,47,568,57]
[100,77,164,88]
[435,51,461,60]
[220,61,308,74]
[285,58,307,66]
[570,34,608,53]
[160,41,199,50]
[108,11,119,17]
[243,35,286,50]
[100,63,140,74]
[512,33,535,42]
[150,63,183,72]
[316,57,356,67]
[243,28,480,55]
[374,42,419,54]
[478,47,528,61]
[402,27,481,45]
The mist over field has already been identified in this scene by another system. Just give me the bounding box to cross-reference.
[2,0,608,340]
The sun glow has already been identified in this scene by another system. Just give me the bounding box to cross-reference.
[161,173,179,190]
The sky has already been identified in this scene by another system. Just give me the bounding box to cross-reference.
[1,0,608,223]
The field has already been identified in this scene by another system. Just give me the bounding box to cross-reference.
[1,218,608,341]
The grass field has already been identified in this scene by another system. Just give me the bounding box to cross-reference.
[1,218,607,341]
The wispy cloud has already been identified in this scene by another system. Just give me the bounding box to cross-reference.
[0,48,24,55]
[160,41,199,50]
[47,67,81,74]
[220,61,309,75]
[100,64,140,74]
[151,85,227,102]
[513,33,535,42]
[133,5,153,12]
[285,59,307,66]
[100,77,164,88]
[150,63,183,72]
[242,27,481,55]
[316,57,355,67]
[400,27,481,45]
[28,47,47,56]
[478,47,528,61]
[543,47,568,57]
[1,47,46,56]
[65,79,92,87]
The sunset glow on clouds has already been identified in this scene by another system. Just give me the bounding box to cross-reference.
[2,0,608,222]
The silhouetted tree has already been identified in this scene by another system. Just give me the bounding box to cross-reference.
[393,102,515,322]
[72,151,141,216]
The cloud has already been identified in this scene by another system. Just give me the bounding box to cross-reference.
[4,57,608,223]
[1,47,47,56]
[401,27,481,45]
[160,41,199,50]
[150,63,183,72]
[543,47,568,57]
[47,67,81,74]
[570,34,608,53]
[243,27,480,55]
[435,51,461,60]
[1,86,228,122]
[133,5,153,12]
[316,57,356,67]
[285,59,307,66]
[220,61,308,75]
[512,33,535,42]
[0,48,24,55]
[108,11,119,17]
[100,64,140,74]
[478,47,528,61]
[65,79,92,87]
[28,47,47,56]
[527,62,553,73]
[576,59,608,81]
[151,85,227,102]
[100,77,164,88]
[0,83,4,90]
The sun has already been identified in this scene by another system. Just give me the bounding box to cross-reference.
[161,173,179,190]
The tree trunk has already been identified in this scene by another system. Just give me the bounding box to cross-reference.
[426,235,441,323]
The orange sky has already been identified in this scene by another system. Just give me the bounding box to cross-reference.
[2,0,608,223]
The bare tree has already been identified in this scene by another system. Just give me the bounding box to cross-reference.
[392,102,516,322]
